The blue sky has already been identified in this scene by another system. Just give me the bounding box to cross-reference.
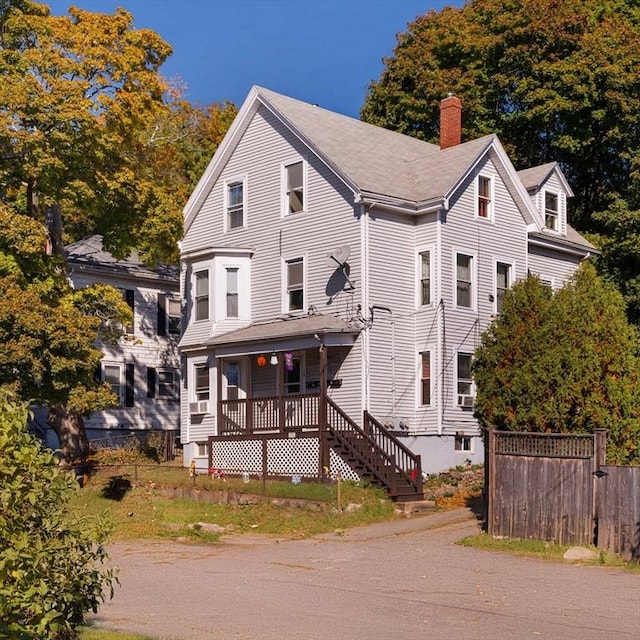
[48,0,460,117]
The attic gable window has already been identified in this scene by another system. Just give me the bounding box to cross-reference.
[477,175,492,219]
[226,180,245,229]
[284,161,304,214]
[544,191,559,231]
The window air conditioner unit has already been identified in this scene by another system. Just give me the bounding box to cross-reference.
[189,401,209,415]
[457,394,474,408]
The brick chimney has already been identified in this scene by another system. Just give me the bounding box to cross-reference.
[439,93,462,149]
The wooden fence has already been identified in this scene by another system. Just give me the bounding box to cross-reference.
[485,429,640,561]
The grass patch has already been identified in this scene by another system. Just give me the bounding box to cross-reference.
[79,628,155,640]
[70,466,398,542]
[458,532,640,571]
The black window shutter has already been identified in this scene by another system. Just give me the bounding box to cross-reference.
[125,289,135,334]
[94,364,102,383]
[147,367,156,398]
[157,294,166,336]
[125,363,135,407]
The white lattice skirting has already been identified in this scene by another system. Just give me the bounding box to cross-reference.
[209,437,359,481]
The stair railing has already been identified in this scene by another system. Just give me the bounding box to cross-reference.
[326,398,423,499]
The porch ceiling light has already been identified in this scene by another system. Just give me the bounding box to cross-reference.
[270,353,278,366]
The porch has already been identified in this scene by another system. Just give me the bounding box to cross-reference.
[211,393,424,502]
[200,313,423,501]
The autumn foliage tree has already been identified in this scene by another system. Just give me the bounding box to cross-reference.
[0,206,132,462]
[0,1,235,459]
[361,0,640,232]
[472,264,640,465]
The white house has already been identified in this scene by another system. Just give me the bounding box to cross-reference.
[178,87,595,486]
[63,235,181,444]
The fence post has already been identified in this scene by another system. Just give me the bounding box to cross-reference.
[592,428,607,546]
[485,427,496,536]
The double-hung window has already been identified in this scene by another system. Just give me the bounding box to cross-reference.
[495,262,511,313]
[285,161,304,214]
[158,369,177,398]
[477,175,492,219]
[104,364,123,407]
[167,298,181,334]
[544,191,559,230]
[194,270,209,321]
[456,253,473,309]
[419,250,431,306]
[456,353,473,406]
[226,267,239,318]
[194,364,210,402]
[420,351,432,406]
[227,181,244,229]
[286,258,304,312]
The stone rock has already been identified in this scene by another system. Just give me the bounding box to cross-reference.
[190,522,226,533]
[344,503,362,513]
[563,546,598,561]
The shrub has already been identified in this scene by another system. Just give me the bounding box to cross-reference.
[0,392,116,639]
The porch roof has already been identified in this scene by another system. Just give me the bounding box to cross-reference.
[206,313,359,355]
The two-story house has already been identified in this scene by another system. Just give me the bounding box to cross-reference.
[62,235,181,444]
[178,87,595,484]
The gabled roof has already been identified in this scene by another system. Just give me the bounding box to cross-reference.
[184,86,541,227]
[66,235,179,283]
[517,162,574,196]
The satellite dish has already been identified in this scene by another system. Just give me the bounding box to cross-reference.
[326,245,350,268]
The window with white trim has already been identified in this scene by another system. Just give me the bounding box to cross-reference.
[419,250,431,306]
[226,180,244,229]
[456,353,474,406]
[104,363,123,407]
[226,267,238,318]
[477,175,492,219]
[284,161,304,214]
[420,351,432,406]
[194,364,210,402]
[194,270,209,321]
[496,262,511,313]
[456,253,473,308]
[455,434,473,452]
[167,297,181,334]
[196,442,208,457]
[544,191,559,231]
[225,361,239,401]
[285,258,304,312]
[158,369,177,398]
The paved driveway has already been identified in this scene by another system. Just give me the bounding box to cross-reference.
[90,508,640,640]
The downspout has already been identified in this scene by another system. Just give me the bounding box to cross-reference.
[370,305,395,425]
[436,208,444,435]
[360,202,370,412]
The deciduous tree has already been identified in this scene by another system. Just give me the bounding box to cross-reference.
[361,0,640,231]
[0,392,116,638]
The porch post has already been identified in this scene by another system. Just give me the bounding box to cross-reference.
[246,357,253,434]
[318,341,330,479]
[216,357,223,435]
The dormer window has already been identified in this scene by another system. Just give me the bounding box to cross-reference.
[544,191,559,231]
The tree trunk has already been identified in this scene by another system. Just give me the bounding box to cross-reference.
[47,405,90,464]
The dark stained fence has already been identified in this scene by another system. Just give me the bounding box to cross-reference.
[486,429,640,561]
[486,430,596,545]
[597,466,640,562]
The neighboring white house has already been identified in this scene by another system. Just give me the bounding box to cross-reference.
[178,86,595,476]
[59,235,182,443]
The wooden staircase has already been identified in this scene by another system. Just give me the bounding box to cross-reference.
[326,399,424,502]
